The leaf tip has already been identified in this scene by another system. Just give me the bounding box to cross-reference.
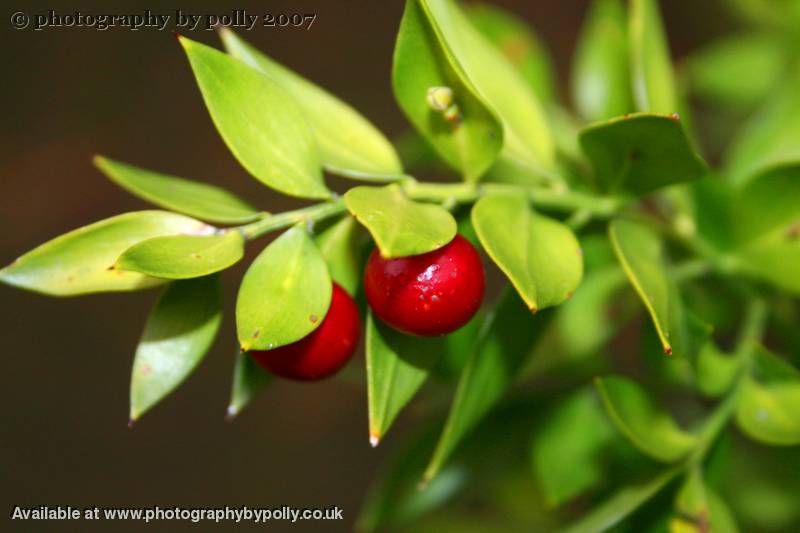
[127,417,136,429]
[664,345,673,356]
[225,405,238,422]
[369,431,381,448]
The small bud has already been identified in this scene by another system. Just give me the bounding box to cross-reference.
[426,86,453,112]
[443,104,461,124]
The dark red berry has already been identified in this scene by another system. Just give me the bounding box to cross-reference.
[364,234,485,336]
[250,283,360,381]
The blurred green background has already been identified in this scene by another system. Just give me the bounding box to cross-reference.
[0,1,757,531]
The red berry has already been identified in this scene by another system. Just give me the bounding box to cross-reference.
[250,283,360,381]
[364,234,485,336]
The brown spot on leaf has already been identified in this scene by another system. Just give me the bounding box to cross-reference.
[309,314,318,323]
[141,364,152,375]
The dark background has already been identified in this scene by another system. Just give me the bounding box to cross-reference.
[0,1,736,531]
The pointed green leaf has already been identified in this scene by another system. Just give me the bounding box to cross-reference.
[532,388,616,506]
[219,29,404,181]
[315,216,365,296]
[697,342,742,398]
[367,312,443,445]
[423,288,549,482]
[572,0,633,121]
[595,375,697,462]
[472,193,583,311]
[465,2,556,105]
[344,184,457,258]
[130,276,222,420]
[392,0,503,181]
[562,466,681,533]
[423,0,555,179]
[236,225,332,351]
[179,36,329,199]
[0,211,210,296]
[609,219,673,354]
[629,0,678,112]
[116,231,244,279]
[724,78,800,185]
[93,156,262,224]
[227,351,271,419]
[580,113,707,195]
[736,346,800,446]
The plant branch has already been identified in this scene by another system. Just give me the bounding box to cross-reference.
[238,199,346,240]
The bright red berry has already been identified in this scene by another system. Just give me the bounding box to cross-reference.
[250,283,360,381]
[364,234,485,336]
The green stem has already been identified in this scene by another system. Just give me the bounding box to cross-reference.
[238,199,346,240]
[402,181,621,217]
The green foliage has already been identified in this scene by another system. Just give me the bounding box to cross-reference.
[572,0,632,121]
[219,29,404,181]
[227,351,271,419]
[116,231,245,279]
[130,276,222,420]
[180,36,329,199]
[472,193,583,311]
[236,225,331,351]
[366,312,444,444]
[0,211,210,296]
[595,376,697,462]
[344,184,457,258]
[94,156,262,224]
[3,1,800,531]
[393,0,502,181]
[580,114,707,195]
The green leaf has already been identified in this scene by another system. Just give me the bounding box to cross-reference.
[562,466,681,533]
[595,376,697,462]
[629,0,677,112]
[580,113,707,195]
[572,0,633,121]
[367,312,443,445]
[226,351,271,420]
[115,231,244,280]
[609,219,673,354]
[736,346,800,446]
[686,33,785,110]
[392,0,503,181]
[697,342,742,398]
[464,2,556,105]
[734,163,800,244]
[315,216,365,296]
[236,225,331,351]
[675,470,740,533]
[423,0,555,180]
[344,184,457,258]
[219,29,404,181]
[532,388,616,506]
[178,36,329,199]
[93,156,261,224]
[724,78,800,185]
[472,193,583,311]
[423,288,549,482]
[732,164,800,293]
[0,211,210,296]
[130,276,222,420]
